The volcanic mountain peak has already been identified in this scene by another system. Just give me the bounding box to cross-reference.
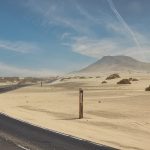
[77,55,150,73]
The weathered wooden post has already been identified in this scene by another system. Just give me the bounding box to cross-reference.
[79,88,83,119]
[41,81,43,87]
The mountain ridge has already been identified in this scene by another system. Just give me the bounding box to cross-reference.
[77,55,150,73]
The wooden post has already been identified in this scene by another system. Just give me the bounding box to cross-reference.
[79,88,83,119]
[41,81,43,87]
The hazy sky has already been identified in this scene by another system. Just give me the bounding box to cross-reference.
[0,0,150,76]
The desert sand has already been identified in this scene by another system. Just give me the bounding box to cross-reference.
[0,73,150,150]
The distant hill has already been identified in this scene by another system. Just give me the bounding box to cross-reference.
[77,55,150,74]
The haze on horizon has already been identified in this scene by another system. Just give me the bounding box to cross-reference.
[0,0,150,76]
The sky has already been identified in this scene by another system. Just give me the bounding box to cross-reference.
[0,0,150,76]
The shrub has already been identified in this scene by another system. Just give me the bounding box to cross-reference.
[145,85,150,91]
[96,76,101,78]
[101,81,107,84]
[106,74,120,80]
[129,78,138,81]
[117,79,131,84]
[132,78,139,81]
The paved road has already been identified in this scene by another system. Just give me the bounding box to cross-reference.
[0,84,33,93]
[0,78,58,94]
[0,113,117,150]
[0,136,22,150]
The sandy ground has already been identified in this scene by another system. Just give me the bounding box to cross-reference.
[0,73,150,150]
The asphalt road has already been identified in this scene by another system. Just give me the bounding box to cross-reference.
[0,84,33,93]
[0,113,117,150]
[0,136,23,150]
[0,78,58,94]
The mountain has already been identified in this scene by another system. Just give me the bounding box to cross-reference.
[77,55,150,74]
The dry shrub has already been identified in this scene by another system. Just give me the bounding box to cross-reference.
[117,79,131,84]
[145,85,150,91]
[106,74,120,80]
[129,78,138,81]
[79,76,86,79]
[132,78,139,81]
[96,76,101,78]
[101,81,107,84]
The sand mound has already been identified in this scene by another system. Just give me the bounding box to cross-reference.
[117,79,131,84]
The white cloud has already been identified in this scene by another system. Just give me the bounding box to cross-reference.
[0,62,59,77]
[25,0,150,63]
[107,22,129,36]
[0,40,40,53]
[107,0,141,49]
[75,3,99,24]
[72,37,118,57]
[61,32,71,40]
[25,0,92,34]
[71,36,150,62]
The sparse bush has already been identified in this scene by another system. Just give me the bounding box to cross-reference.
[117,79,131,84]
[145,85,150,91]
[129,78,133,81]
[132,78,139,81]
[101,81,107,84]
[96,76,101,78]
[0,77,20,83]
[129,78,138,81]
[79,76,86,79]
[106,73,120,80]
[60,77,71,81]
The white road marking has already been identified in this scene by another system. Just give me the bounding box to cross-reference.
[17,144,30,150]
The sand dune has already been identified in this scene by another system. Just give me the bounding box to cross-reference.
[0,73,150,150]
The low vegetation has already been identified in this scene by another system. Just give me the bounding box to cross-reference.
[129,78,139,81]
[0,77,56,85]
[96,76,101,78]
[79,76,87,79]
[117,79,131,84]
[0,77,20,83]
[106,73,120,80]
[101,81,107,84]
[145,85,150,91]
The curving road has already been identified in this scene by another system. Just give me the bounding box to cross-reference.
[0,113,117,150]
[0,84,33,94]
